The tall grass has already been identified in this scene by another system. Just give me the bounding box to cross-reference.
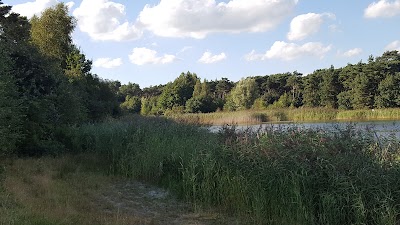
[66,115,400,224]
[169,108,400,125]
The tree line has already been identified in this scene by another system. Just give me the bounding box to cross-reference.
[0,2,119,156]
[1,2,400,156]
[120,51,400,115]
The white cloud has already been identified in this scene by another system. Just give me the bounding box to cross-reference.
[73,0,142,41]
[93,58,123,69]
[287,13,335,41]
[340,48,363,57]
[245,41,332,61]
[244,50,263,61]
[385,40,400,51]
[177,46,193,55]
[129,48,177,65]
[198,51,227,64]
[138,0,298,39]
[365,0,400,18]
[12,0,74,18]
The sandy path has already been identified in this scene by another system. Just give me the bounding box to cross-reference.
[94,180,235,225]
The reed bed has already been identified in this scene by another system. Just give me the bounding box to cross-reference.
[66,115,400,224]
[170,108,400,125]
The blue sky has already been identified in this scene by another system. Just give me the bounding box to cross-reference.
[4,0,400,88]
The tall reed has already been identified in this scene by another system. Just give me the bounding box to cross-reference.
[169,108,400,125]
[66,115,400,224]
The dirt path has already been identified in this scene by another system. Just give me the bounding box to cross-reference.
[94,180,235,225]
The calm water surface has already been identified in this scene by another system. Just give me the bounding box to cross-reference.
[210,120,400,139]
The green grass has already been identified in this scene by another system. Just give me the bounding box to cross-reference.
[167,108,400,125]
[64,115,400,225]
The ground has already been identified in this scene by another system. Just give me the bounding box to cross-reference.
[0,155,239,225]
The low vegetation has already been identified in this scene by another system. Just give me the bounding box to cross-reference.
[56,116,400,225]
[169,108,400,125]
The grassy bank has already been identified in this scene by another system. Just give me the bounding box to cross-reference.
[0,154,231,225]
[0,154,138,224]
[168,108,400,125]
[61,115,400,225]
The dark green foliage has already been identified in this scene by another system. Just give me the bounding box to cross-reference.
[0,44,24,156]
[120,95,141,113]
[0,2,119,155]
[303,72,322,107]
[375,73,400,108]
[286,71,303,107]
[118,82,142,102]
[186,79,217,113]
[320,66,340,108]
[214,77,234,100]
[157,72,198,111]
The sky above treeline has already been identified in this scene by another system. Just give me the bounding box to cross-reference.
[3,0,400,88]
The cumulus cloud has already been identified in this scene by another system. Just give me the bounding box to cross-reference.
[129,47,177,65]
[245,41,332,61]
[364,0,400,18]
[11,0,74,18]
[287,13,335,41]
[198,51,227,64]
[384,40,400,51]
[73,0,142,41]
[93,58,123,69]
[339,48,363,57]
[138,0,298,39]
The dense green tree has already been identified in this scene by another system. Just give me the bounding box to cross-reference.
[337,91,353,110]
[186,79,216,113]
[0,41,24,156]
[119,82,142,101]
[374,73,400,108]
[302,71,322,107]
[142,85,164,98]
[120,95,141,114]
[352,72,373,109]
[286,71,303,107]
[0,2,72,155]
[158,72,198,111]
[30,3,75,68]
[225,78,259,111]
[320,66,340,108]
[140,96,160,115]
[64,45,92,81]
[259,73,292,106]
[214,78,234,100]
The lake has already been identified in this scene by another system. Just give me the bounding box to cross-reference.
[209,120,400,139]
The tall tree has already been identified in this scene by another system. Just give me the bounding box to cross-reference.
[30,3,75,68]
[302,71,322,107]
[158,72,198,111]
[286,71,303,107]
[225,78,259,111]
[374,73,400,108]
[320,66,340,108]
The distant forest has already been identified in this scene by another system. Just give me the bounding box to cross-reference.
[127,50,400,115]
[1,2,400,156]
